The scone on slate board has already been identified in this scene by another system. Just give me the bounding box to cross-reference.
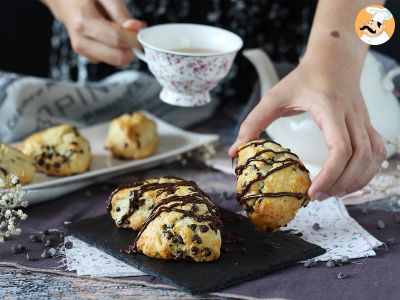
[132,180,223,262]
[0,143,35,188]
[105,112,158,160]
[235,139,311,232]
[19,124,91,176]
[108,176,186,230]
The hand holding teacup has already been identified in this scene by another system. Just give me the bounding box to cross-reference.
[134,24,243,106]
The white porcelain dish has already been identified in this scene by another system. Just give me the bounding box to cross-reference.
[15,112,218,205]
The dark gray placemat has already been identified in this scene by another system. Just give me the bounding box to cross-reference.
[63,209,325,294]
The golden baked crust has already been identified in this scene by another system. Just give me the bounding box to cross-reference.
[108,176,186,230]
[18,125,91,176]
[0,143,35,188]
[105,112,158,160]
[236,139,311,231]
[110,177,223,262]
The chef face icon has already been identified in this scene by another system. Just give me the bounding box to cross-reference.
[355,5,395,45]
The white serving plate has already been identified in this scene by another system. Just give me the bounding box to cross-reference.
[17,112,218,205]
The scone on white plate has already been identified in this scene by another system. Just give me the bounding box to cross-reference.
[19,124,92,176]
[105,112,158,160]
[0,143,35,188]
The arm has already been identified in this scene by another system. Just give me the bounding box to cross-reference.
[41,0,145,67]
[229,0,387,200]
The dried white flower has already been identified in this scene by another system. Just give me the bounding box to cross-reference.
[0,175,27,243]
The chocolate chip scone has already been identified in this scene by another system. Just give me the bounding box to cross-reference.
[18,125,91,176]
[0,143,35,188]
[105,112,158,160]
[108,176,187,230]
[118,178,223,262]
[235,139,311,231]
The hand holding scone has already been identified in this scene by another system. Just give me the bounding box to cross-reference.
[235,139,311,231]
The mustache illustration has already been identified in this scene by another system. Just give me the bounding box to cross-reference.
[360,25,376,34]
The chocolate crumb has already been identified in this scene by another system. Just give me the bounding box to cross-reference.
[188,224,197,231]
[337,272,346,279]
[326,260,336,268]
[377,220,385,229]
[116,207,121,212]
[191,246,199,255]
[331,30,340,38]
[201,248,211,257]
[312,223,321,231]
[192,234,202,244]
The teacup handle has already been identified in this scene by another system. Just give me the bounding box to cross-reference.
[382,66,400,92]
[132,48,148,64]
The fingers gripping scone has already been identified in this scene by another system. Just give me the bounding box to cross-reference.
[108,176,187,230]
[0,143,35,188]
[236,139,311,232]
[132,181,223,262]
[19,125,91,176]
[105,112,158,160]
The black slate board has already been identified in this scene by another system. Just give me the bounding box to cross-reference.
[64,209,325,294]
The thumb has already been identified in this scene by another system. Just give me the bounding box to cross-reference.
[228,96,282,157]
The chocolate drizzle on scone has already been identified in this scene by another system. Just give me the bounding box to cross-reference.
[235,139,312,231]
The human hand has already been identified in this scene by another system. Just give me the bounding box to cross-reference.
[43,0,146,66]
[229,55,387,200]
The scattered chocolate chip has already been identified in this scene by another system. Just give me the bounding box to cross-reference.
[334,259,343,267]
[26,253,40,261]
[342,256,350,264]
[201,248,211,257]
[29,235,40,243]
[174,235,184,244]
[48,248,57,257]
[304,259,316,268]
[192,234,202,244]
[65,241,73,249]
[188,224,197,231]
[377,220,385,229]
[386,238,395,245]
[41,249,51,259]
[326,260,336,268]
[191,246,199,255]
[361,207,370,214]
[312,223,321,231]
[200,225,209,233]
[337,272,346,279]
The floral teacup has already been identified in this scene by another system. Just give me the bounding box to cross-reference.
[134,23,243,107]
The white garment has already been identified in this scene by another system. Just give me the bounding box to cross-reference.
[360,31,390,45]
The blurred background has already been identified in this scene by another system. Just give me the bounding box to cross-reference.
[0,0,398,78]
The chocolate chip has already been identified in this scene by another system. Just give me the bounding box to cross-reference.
[30,235,40,243]
[337,272,346,279]
[200,225,209,233]
[174,235,184,244]
[304,259,316,268]
[191,246,199,255]
[326,260,336,268]
[162,224,167,230]
[116,207,121,212]
[192,234,202,244]
[386,237,395,245]
[188,224,197,231]
[48,248,57,257]
[65,241,73,249]
[162,231,173,240]
[312,223,321,231]
[201,248,211,257]
[377,220,385,229]
[41,249,50,259]
[361,207,369,214]
[342,256,350,264]
[334,259,343,267]
[190,205,198,213]
[26,253,40,261]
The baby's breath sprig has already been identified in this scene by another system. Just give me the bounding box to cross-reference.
[0,175,28,243]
